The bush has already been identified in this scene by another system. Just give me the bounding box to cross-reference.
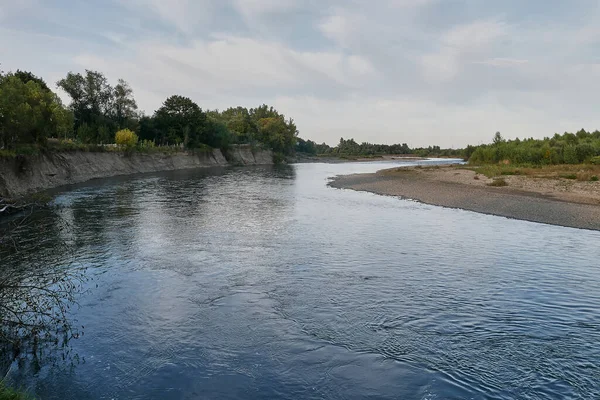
[591,176,599,182]
[115,129,138,147]
[487,178,508,187]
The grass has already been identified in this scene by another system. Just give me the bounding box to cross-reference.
[464,164,600,182]
[0,383,33,400]
[560,174,577,180]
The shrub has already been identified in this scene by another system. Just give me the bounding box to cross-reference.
[563,145,579,164]
[115,129,138,147]
[591,176,599,182]
[487,178,508,187]
[139,139,155,149]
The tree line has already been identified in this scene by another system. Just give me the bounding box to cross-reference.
[467,130,600,165]
[0,68,299,156]
[5,66,599,165]
[297,137,464,158]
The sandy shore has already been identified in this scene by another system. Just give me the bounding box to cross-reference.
[329,166,600,231]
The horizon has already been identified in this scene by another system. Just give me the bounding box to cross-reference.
[2,0,600,147]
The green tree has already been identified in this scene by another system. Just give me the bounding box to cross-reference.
[57,70,121,137]
[0,74,72,149]
[112,79,138,129]
[493,131,504,144]
[13,69,49,91]
[154,95,207,147]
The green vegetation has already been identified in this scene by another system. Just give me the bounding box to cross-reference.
[463,163,600,181]
[0,383,32,400]
[462,130,600,183]
[468,130,600,165]
[300,137,464,158]
[1,68,300,158]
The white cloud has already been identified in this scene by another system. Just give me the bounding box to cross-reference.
[319,15,352,47]
[443,19,508,49]
[233,0,299,18]
[474,58,528,67]
[121,0,216,34]
[420,19,509,82]
[5,0,600,146]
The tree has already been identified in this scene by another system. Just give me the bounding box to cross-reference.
[493,131,504,144]
[57,70,118,136]
[218,107,257,143]
[296,138,317,155]
[153,95,207,147]
[56,72,87,127]
[13,69,49,91]
[112,79,138,129]
[0,74,73,149]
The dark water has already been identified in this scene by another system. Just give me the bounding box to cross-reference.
[3,160,600,399]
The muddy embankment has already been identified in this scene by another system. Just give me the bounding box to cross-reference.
[0,145,272,199]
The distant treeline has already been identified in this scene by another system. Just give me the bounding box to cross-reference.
[467,131,600,165]
[296,137,464,158]
[0,69,298,156]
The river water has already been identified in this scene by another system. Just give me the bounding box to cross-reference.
[2,160,600,399]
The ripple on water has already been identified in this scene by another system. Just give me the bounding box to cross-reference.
[3,161,600,399]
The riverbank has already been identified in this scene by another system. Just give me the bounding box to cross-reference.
[0,145,272,200]
[329,165,600,230]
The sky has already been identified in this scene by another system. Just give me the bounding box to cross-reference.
[2,0,600,147]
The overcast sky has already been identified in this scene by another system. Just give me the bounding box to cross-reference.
[2,0,600,147]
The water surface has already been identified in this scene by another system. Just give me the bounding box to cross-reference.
[3,160,600,399]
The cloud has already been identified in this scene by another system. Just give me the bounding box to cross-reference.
[233,0,300,18]
[4,0,600,146]
[474,58,529,67]
[420,19,509,82]
[120,0,217,35]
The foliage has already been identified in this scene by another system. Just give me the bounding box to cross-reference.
[12,70,49,91]
[56,70,139,143]
[295,137,317,155]
[115,129,138,147]
[469,130,600,165]
[0,74,73,150]
[310,138,463,158]
[4,67,301,155]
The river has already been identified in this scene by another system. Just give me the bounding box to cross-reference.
[2,160,600,399]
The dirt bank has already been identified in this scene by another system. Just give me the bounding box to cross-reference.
[0,145,272,199]
[329,166,600,231]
